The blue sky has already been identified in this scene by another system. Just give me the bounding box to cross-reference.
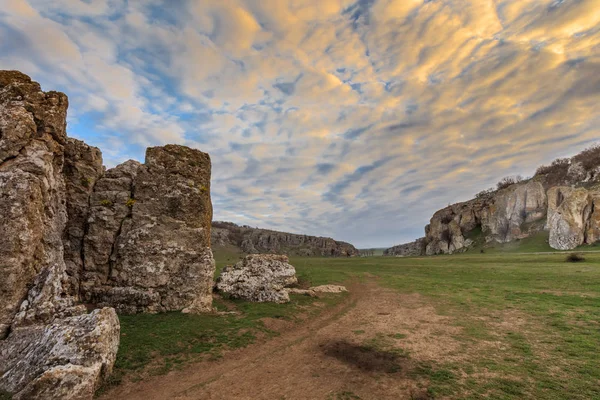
[1,0,599,248]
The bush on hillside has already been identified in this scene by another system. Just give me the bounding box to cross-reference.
[565,253,585,263]
[496,175,524,190]
[572,144,600,171]
[475,188,495,199]
[535,158,570,176]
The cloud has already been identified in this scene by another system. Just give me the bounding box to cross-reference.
[0,0,598,247]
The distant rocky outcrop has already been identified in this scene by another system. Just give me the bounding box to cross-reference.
[212,221,359,257]
[216,254,298,303]
[386,147,600,255]
[0,71,216,398]
[384,238,426,256]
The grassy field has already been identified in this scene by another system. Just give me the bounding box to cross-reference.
[103,249,600,399]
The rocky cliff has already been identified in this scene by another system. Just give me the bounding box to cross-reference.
[0,71,119,399]
[383,238,426,257]
[386,148,600,256]
[81,145,215,314]
[0,71,215,399]
[212,221,359,257]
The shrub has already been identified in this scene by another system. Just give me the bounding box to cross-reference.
[572,144,600,171]
[80,177,92,188]
[475,188,495,199]
[496,175,524,190]
[535,158,570,178]
[125,198,136,208]
[566,253,585,263]
[100,199,113,207]
[199,185,208,193]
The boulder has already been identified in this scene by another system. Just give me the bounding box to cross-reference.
[286,285,348,297]
[216,254,298,303]
[0,308,119,400]
[82,146,215,314]
[310,285,348,293]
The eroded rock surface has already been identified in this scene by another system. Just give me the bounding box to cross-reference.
[547,187,600,250]
[0,70,120,399]
[1,308,119,400]
[384,238,426,257]
[82,145,215,314]
[387,168,600,255]
[421,180,553,255]
[216,254,297,303]
[63,138,104,297]
[212,221,359,257]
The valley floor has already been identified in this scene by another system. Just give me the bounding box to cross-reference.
[99,253,600,400]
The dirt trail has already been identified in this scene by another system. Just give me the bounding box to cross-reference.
[101,282,461,400]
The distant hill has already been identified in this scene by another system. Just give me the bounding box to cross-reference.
[211,221,360,257]
[386,144,600,256]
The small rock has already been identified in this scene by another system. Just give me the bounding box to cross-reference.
[309,285,348,294]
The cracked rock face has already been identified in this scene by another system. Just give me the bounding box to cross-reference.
[547,187,600,250]
[211,221,359,257]
[422,181,548,255]
[1,307,119,400]
[384,238,426,256]
[0,70,120,399]
[63,138,104,297]
[82,145,215,314]
[216,254,297,303]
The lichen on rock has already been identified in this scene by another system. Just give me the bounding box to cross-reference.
[216,254,298,303]
[0,70,120,399]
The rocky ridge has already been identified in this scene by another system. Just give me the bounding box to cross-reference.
[385,149,600,256]
[212,221,359,257]
[0,71,215,398]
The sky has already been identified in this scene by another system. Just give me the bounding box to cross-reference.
[1,0,599,248]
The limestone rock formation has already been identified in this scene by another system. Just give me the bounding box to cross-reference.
[547,187,600,250]
[63,138,104,297]
[82,145,215,314]
[216,254,298,303]
[1,70,217,398]
[1,308,119,400]
[0,70,120,399]
[387,151,600,255]
[212,221,359,257]
[384,238,426,256]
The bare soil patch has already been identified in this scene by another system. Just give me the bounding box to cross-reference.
[99,282,463,400]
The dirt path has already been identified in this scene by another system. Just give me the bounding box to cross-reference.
[101,282,462,400]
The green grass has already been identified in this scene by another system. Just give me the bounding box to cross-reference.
[290,252,600,399]
[106,249,600,399]
[100,291,344,394]
[465,230,555,254]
